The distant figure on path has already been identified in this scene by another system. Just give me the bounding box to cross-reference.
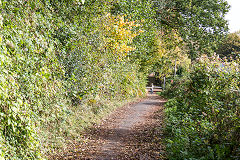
[150,83,154,94]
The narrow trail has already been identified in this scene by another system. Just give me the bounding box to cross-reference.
[63,93,166,159]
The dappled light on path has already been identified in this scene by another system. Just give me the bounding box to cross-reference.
[61,94,166,159]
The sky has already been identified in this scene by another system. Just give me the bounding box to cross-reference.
[225,0,240,33]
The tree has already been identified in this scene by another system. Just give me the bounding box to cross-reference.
[217,31,240,59]
[110,0,160,74]
[151,29,191,78]
[153,0,230,59]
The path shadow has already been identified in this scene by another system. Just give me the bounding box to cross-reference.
[59,95,167,160]
[81,109,166,159]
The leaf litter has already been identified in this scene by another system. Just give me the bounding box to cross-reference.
[54,94,166,159]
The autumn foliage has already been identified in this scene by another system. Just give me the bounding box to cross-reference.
[0,0,231,159]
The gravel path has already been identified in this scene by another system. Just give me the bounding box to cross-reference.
[62,93,166,159]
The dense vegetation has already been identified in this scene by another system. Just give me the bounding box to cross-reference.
[0,0,231,159]
[163,55,240,159]
[217,31,240,59]
[0,0,148,158]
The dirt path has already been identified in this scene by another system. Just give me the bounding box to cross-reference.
[62,93,166,159]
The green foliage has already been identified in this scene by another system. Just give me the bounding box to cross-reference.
[0,0,73,158]
[0,0,147,159]
[163,55,240,159]
[151,29,191,78]
[154,0,230,59]
[110,0,160,73]
[217,31,240,59]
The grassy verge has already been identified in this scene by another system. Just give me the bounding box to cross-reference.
[42,95,145,158]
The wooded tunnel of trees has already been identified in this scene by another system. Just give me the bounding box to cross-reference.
[0,0,239,159]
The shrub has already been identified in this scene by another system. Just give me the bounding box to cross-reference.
[0,0,147,158]
[164,55,240,159]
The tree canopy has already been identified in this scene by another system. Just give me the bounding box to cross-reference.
[154,0,230,59]
[217,31,240,59]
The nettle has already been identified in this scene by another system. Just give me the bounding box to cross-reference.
[164,55,240,159]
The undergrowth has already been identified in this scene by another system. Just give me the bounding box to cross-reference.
[162,55,240,159]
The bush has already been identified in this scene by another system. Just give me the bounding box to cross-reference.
[0,0,147,158]
[163,55,240,159]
